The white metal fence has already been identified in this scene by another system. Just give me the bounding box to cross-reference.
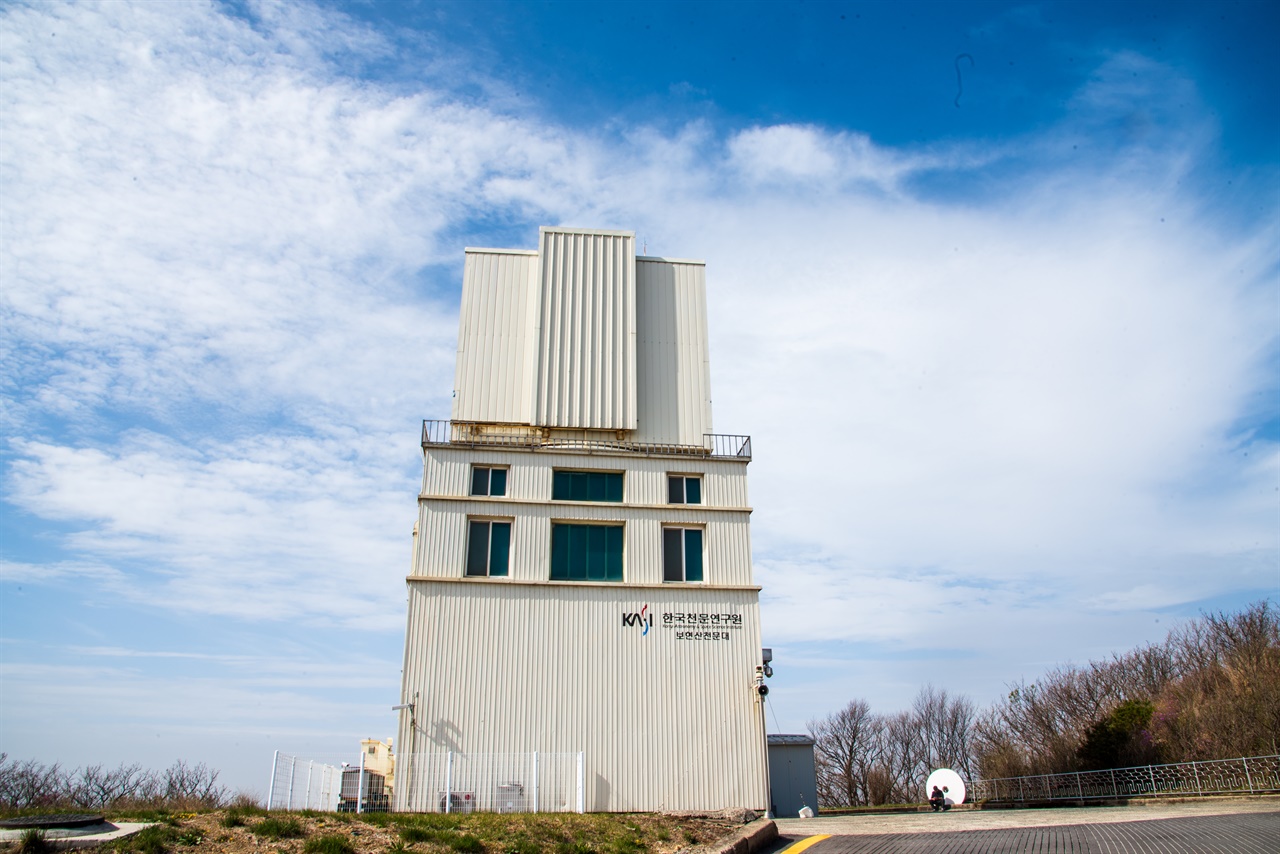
[397,752,585,814]
[969,754,1280,803]
[268,750,584,814]
[267,752,347,811]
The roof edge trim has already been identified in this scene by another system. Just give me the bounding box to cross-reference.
[464,247,540,256]
[540,226,637,238]
[637,255,706,265]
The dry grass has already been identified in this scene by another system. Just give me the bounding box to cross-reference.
[0,809,739,854]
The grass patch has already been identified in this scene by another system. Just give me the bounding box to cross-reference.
[111,825,176,854]
[504,838,540,854]
[251,817,306,840]
[450,835,484,854]
[303,835,356,854]
[19,829,51,854]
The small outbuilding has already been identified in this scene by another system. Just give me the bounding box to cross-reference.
[767,734,818,818]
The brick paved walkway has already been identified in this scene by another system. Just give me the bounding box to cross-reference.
[786,810,1280,853]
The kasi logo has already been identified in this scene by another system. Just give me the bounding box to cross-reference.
[622,604,653,636]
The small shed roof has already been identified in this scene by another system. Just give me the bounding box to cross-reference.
[767,734,815,746]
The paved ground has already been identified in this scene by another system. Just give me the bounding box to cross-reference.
[770,799,1280,853]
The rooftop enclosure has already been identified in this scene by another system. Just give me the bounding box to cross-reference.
[451,227,723,448]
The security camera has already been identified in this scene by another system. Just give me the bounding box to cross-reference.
[763,664,773,679]
[757,684,769,696]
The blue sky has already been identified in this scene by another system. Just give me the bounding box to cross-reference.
[2,0,1277,795]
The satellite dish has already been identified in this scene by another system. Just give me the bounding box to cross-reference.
[925,768,966,806]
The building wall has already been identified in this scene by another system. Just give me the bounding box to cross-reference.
[532,228,637,430]
[398,579,767,812]
[415,447,753,587]
[634,258,713,447]
[452,249,538,425]
[400,226,764,813]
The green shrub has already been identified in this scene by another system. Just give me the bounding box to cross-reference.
[303,835,357,854]
[19,829,51,854]
[251,817,306,840]
[220,809,246,828]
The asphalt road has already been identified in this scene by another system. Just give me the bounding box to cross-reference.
[769,799,1280,853]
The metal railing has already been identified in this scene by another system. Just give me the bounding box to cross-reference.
[422,420,751,461]
[968,754,1280,803]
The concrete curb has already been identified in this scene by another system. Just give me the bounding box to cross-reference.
[0,822,155,850]
[683,818,778,854]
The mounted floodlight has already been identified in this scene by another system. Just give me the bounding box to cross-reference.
[392,703,414,711]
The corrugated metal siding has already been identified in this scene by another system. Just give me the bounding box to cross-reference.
[423,448,750,508]
[635,259,713,446]
[452,250,538,424]
[418,447,753,586]
[415,500,753,587]
[399,581,767,812]
[532,228,637,430]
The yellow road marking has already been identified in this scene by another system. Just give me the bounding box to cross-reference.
[776,834,831,854]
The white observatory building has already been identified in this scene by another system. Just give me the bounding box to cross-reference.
[395,226,767,813]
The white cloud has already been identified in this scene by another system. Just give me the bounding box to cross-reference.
[1,0,1276,772]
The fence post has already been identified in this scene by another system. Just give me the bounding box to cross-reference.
[287,756,297,810]
[576,752,584,813]
[1075,772,1083,801]
[357,751,366,814]
[268,750,280,811]
[1192,761,1201,796]
[1148,763,1157,797]
[305,761,314,811]
[532,752,539,814]
[446,752,453,813]
[1242,757,1254,794]
[1110,769,1117,799]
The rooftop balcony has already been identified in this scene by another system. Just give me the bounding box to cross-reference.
[422,420,751,461]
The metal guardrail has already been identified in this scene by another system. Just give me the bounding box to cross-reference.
[422,420,752,461]
[968,754,1280,803]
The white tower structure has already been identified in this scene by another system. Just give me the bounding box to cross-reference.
[396,227,766,813]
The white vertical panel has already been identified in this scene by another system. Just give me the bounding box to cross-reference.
[533,228,637,430]
[400,581,768,813]
[452,250,537,424]
[635,259,712,446]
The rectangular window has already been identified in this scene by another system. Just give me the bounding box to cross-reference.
[471,466,508,497]
[663,527,704,582]
[466,520,511,577]
[667,474,702,504]
[550,523,623,581]
[552,470,623,502]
